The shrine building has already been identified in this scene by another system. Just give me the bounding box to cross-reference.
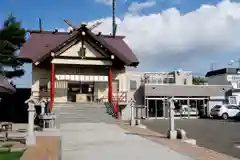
[19,24,140,110]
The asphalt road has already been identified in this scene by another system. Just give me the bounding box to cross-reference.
[142,118,240,159]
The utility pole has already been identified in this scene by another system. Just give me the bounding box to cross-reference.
[210,63,216,71]
[112,0,116,37]
[39,18,42,32]
[238,58,240,69]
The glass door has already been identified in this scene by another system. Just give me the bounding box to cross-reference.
[148,100,156,118]
[156,100,164,117]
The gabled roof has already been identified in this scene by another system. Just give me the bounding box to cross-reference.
[20,26,139,67]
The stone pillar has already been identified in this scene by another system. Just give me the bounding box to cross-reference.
[26,102,36,146]
[168,97,177,139]
[40,101,46,115]
[136,106,141,125]
[130,101,135,126]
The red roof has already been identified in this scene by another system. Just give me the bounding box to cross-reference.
[20,27,139,67]
[20,31,71,63]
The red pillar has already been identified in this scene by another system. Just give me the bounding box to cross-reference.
[108,67,112,103]
[50,63,55,112]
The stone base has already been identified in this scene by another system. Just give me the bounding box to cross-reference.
[167,130,177,140]
[177,129,187,139]
[137,124,147,129]
[136,120,141,125]
[26,135,36,146]
[130,120,136,126]
[42,128,58,132]
[182,139,196,145]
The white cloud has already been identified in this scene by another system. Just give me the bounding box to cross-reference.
[128,1,156,13]
[56,26,74,32]
[87,0,240,72]
[57,28,67,32]
[95,0,112,5]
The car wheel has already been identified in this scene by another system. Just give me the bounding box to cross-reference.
[222,113,228,120]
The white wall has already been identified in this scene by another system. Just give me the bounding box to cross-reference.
[32,66,50,98]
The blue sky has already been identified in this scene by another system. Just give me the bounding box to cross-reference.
[2,0,240,85]
[0,0,229,30]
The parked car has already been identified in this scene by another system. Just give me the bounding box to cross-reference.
[210,104,240,120]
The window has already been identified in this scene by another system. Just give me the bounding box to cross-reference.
[130,80,137,91]
[163,78,175,84]
[227,105,237,109]
[229,96,237,105]
[237,81,240,88]
[147,76,162,84]
[157,78,162,84]
[150,77,157,84]
[39,78,48,92]
[183,78,187,85]
[113,80,119,92]
[213,105,221,109]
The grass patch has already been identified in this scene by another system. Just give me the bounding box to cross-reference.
[0,151,24,160]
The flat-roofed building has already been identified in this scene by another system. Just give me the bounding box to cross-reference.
[143,71,232,119]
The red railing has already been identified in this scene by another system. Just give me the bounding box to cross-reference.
[112,92,127,103]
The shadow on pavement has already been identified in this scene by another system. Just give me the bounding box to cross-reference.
[124,132,167,139]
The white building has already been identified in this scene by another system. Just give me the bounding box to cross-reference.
[206,68,240,105]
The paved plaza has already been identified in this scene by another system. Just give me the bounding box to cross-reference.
[54,103,194,160]
[143,118,240,159]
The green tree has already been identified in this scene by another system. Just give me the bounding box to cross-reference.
[192,76,206,85]
[0,14,27,78]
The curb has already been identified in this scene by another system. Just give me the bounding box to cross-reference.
[58,136,62,160]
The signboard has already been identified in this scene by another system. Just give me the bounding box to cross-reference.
[55,75,108,82]
[227,75,240,81]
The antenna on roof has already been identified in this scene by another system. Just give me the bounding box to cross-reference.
[89,21,103,30]
[64,19,77,30]
[39,18,43,32]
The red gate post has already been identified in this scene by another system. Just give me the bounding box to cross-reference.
[50,63,55,112]
[108,67,112,103]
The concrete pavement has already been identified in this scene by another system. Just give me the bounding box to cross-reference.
[61,122,193,160]
[143,119,240,159]
[55,103,194,160]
